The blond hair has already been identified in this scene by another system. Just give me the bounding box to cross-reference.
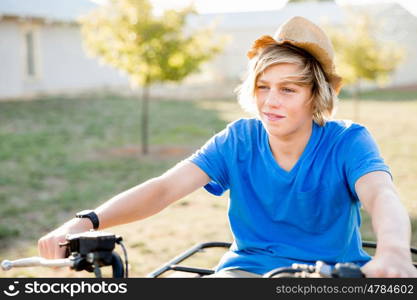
[236,44,338,126]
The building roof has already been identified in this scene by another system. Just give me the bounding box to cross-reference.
[188,2,345,30]
[0,0,97,22]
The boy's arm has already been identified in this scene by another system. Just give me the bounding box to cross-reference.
[355,171,417,277]
[38,160,210,259]
[95,160,210,228]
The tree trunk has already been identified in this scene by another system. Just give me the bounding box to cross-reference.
[141,85,150,155]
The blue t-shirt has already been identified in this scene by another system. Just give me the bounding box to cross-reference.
[188,118,391,275]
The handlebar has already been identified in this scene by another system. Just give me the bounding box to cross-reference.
[263,261,365,278]
[2,236,415,278]
[1,257,74,271]
[1,230,128,278]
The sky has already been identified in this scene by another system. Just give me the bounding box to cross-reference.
[148,0,417,16]
[91,0,417,17]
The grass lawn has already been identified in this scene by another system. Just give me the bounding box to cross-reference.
[0,91,416,277]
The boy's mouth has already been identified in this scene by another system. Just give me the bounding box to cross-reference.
[264,112,286,121]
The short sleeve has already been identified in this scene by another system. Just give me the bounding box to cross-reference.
[187,126,233,196]
[342,126,392,200]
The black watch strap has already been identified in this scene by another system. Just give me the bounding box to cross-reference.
[75,210,99,230]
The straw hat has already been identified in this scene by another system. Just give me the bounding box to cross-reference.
[247,16,343,94]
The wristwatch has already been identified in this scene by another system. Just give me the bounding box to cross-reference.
[75,210,99,230]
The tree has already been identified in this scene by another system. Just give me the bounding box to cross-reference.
[325,12,404,121]
[79,0,223,154]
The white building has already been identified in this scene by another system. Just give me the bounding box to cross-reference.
[0,0,129,100]
[1,0,416,100]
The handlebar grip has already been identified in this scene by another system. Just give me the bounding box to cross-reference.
[1,257,73,271]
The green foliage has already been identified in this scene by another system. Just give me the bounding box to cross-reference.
[326,12,404,86]
[79,0,223,86]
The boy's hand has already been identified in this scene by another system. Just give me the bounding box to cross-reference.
[361,247,417,277]
[38,218,92,259]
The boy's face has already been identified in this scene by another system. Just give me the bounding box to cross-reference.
[255,63,313,139]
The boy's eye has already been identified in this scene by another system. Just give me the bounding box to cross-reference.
[256,85,269,90]
[281,87,296,93]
